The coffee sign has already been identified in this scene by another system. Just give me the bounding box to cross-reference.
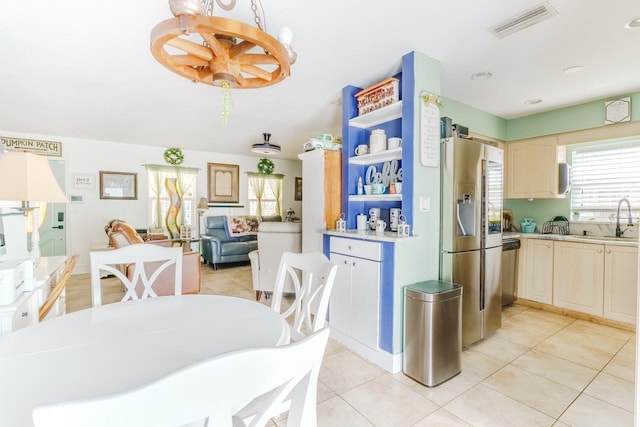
[365,160,403,185]
[1,136,62,157]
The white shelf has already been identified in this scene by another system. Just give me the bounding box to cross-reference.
[349,194,402,202]
[348,148,402,165]
[349,101,403,128]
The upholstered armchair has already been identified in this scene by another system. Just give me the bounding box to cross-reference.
[104,220,201,295]
[200,216,258,269]
[248,221,302,300]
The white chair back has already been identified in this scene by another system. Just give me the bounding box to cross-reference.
[90,244,183,307]
[32,328,330,427]
[248,222,302,300]
[271,251,338,341]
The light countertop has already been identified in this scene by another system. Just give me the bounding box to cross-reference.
[324,229,419,243]
[503,231,638,247]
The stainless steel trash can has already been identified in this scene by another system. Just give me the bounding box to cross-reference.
[403,280,462,387]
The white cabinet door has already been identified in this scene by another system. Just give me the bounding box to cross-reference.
[525,239,554,304]
[506,136,559,199]
[604,245,638,323]
[329,237,382,351]
[553,241,604,316]
[329,252,353,335]
[350,257,380,350]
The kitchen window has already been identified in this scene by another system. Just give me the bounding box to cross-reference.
[247,173,283,217]
[571,140,640,221]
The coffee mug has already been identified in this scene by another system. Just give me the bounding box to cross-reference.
[355,144,369,156]
[395,182,402,194]
[369,207,380,230]
[364,184,372,195]
[371,183,386,194]
[376,219,387,235]
[390,208,401,231]
[388,137,402,149]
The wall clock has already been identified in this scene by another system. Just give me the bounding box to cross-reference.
[604,97,631,125]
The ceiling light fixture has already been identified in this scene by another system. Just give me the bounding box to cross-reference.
[625,16,640,29]
[251,133,281,155]
[471,72,493,80]
[151,0,297,122]
[563,65,582,74]
[524,99,542,105]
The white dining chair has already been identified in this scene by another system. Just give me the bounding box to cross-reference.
[32,328,330,427]
[90,244,183,307]
[271,251,339,341]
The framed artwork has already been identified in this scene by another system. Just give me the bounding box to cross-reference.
[99,171,137,200]
[294,176,302,201]
[208,163,239,203]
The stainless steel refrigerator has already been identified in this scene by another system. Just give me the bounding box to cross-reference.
[440,136,503,347]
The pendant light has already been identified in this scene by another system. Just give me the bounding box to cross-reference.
[251,133,281,155]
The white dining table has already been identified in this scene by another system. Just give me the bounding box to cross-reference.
[0,294,290,426]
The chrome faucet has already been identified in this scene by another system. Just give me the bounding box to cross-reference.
[615,198,633,237]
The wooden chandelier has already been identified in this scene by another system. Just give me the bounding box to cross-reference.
[150,14,291,88]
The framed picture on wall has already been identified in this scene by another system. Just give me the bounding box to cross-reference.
[294,176,302,201]
[208,163,239,203]
[99,171,137,200]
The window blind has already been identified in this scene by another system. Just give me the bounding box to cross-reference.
[571,143,640,220]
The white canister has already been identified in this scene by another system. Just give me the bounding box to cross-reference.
[356,213,368,231]
[369,129,386,153]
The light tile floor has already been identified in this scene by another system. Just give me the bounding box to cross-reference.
[67,262,636,427]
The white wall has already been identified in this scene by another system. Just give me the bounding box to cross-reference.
[1,131,302,273]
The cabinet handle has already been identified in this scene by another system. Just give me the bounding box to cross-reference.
[597,249,603,253]
[343,260,348,265]
[547,244,551,248]
[348,245,352,250]
[21,312,28,317]
[606,249,611,254]
[352,261,356,267]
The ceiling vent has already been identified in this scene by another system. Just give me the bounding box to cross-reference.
[251,133,281,155]
[489,2,558,38]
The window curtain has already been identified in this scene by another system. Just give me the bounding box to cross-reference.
[145,165,198,234]
[248,173,266,216]
[266,176,283,217]
[247,173,283,217]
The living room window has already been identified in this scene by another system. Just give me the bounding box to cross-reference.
[571,139,640,221]
[247,173,283,217]
[145,165,198,234]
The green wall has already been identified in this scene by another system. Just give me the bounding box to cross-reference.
[440,97,508,141]
[507,93,640,141]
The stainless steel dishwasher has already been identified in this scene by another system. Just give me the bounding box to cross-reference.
[501,238,520,306]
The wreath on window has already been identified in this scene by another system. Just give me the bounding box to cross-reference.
[257,158,274,174]
[164,147,184,165]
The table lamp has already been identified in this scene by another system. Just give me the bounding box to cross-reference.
[196,197,209,237]
[0,151,68,261]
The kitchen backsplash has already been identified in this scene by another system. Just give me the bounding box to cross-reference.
[568,221,638,239]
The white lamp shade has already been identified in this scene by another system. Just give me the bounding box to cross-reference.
[0,151,68,203]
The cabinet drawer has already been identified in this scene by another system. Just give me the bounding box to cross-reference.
[330,237,381,261]
[11,296,36,332]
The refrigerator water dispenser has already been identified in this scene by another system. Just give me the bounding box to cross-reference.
[456,194,475,236]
